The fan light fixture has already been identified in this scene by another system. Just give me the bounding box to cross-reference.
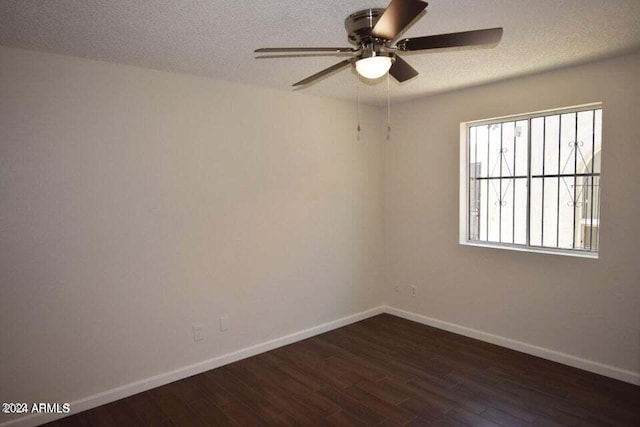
[355,55,392,80]
[254,0,504,87]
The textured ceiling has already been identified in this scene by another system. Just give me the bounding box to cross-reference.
[1,0,640,105]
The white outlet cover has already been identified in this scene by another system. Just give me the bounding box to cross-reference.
[192,325,203,341]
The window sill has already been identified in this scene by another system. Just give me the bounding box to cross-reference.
[460,241,599,259]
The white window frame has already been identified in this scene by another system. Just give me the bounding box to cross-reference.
[459,103,602,259]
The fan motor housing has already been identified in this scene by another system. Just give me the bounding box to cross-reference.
[345,8,385,45]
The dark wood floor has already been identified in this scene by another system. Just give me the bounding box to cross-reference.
[45,314,640,426]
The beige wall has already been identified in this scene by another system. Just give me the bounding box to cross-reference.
[0,46,385,405]
[385,52,640,374]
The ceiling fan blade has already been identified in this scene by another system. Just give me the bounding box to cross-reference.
[255,47,357,54]
[371,0,428,41]
[397,27,503,51]
[292,59,353,87]
[390,55,419,82]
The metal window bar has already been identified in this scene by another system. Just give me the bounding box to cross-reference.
[473,173,599,180]
[573,113,578,249]
[467,107,601,253]
[589,110,595,250]
[468,126,472,241]
[526,119,532,247]
[499,123,503,243]
[556,114,562,248]
[541,117,546,246]
[512,122,516,244]
[486,125,490,241]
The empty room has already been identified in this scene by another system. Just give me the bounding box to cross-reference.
[1,0,639,426]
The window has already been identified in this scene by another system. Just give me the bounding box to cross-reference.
[460,104,602,257]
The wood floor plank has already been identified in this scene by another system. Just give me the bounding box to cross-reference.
[408,377,486,414]
[353,380,409,406]
[405,413,468,427]
[77,406,120,427]
[216,400,269,427]
[125,391,169,425]
[480,406,533,427]
[317,386,387,425]
[323,410,368,427]
[44,412,93,427]
[399,397,449,420]
[188,397,237,426]
[190,372,237,407]
[102,400,145,426]
[445,407,503,427]
[205,367,291,423]
[229,356,339,419]
[42,314,640,427]
[340,384,416,424]
[384,377,456,414]
[449,381,539,423]
[148,387,199,421]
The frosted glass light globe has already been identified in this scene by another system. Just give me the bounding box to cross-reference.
[355,56,392,79]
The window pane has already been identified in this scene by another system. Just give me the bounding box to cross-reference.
[480,179,488,241]
[542,177,559,247]
[557,176,575,249]
[487,179,500,241]
[574,175,600,250]
[594,110,602,173]
[501,122,515,177]
[530,178,543,246]
[500,178,514,243]
[577,111,594,174]
[531,117,544,176]
[545,115,560,175]
[514,120,528,176]
[559,113,576,175]
[469,159,481,241]
[514,178,527,245]
[469,126,477,167]
[586,176,601,250]
[476,125,489,178]
[488,124,501,178]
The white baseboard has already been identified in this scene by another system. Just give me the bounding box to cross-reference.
[384,306,640,386]
[1,306,385,427]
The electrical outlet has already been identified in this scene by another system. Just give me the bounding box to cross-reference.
[220,315,229,332]
[192,325,203,342]
[410,286,417,297]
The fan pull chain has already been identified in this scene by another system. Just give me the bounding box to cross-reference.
[356,74,361,141]
[386,72,391,141]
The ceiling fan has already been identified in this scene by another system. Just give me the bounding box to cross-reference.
[254,0,503,87]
